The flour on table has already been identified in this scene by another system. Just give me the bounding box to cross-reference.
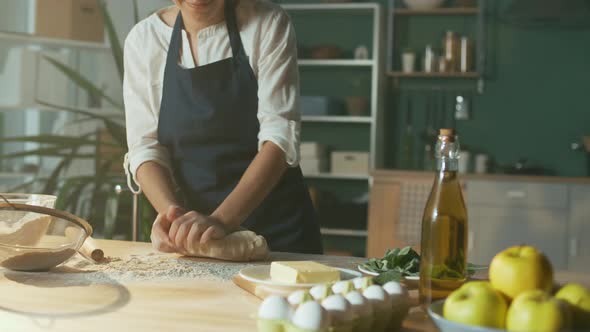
[41,253,258,283]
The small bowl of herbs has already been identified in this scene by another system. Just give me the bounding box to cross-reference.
[358,247,488,287]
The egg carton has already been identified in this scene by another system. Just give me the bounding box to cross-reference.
[257,277,411,332]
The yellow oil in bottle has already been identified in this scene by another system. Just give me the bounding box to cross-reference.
[419,129,468,306]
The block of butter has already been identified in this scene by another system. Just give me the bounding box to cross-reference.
[270,261,341,284]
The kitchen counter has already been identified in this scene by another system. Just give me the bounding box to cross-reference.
[372,170,590,184]
[0,239,588,332]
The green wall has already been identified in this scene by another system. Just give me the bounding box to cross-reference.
[392,0,590,177]
[456,9,590,177]
[286,0,590,177]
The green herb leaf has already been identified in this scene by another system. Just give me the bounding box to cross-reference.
[374,270,402,285]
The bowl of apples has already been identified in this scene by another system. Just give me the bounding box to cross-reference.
[427,245,590,332]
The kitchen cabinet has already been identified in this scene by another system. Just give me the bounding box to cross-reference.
[466,180,569,269]
[569,185,590,272]
[467,207,568,269]
[367,170,590,271]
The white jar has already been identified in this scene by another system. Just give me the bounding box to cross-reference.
[475,154,489,174]
[458,150,471,174]
[402,51,416,73]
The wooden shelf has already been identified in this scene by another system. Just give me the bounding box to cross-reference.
[298,59,374,67]
[301,115,372,123]
[388,71,480,78]
[282,3,379,11]
[320,228,368,237]
[0,31,109,51]
[304,173,370,180]
[393,7,479,15]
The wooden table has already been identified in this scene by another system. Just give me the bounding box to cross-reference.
[0,240,587,332]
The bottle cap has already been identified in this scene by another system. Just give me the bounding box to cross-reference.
[439,128,456,137]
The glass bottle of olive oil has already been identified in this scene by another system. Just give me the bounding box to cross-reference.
[419,128,468,305]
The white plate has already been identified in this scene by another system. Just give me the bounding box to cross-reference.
[239,266,361,288]
[357,265,420,280]
[358,264,488,278]
[357,265,379,276]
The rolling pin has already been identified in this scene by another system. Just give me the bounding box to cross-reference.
[65,227,104,263]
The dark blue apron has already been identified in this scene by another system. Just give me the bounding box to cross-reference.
[157,1,323,254]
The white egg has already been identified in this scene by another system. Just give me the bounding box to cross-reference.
[292,301,331,331]
[309,284,333,301]
[288,290,311,306]
[331,280,354,294]
[363,285,392,310]
[345,291,373,317]
[258,295,293,320]
[382,281,409,301]
[382,281,410,321]
[352,276,374,290]
[321,294,353,324]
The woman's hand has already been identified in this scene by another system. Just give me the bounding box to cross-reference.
[151,205,185,253]
[168,210,228,254]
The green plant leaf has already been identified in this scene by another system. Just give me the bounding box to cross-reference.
[0,147,95,159]
[0,134,117,147]
[43,57,123,108]
[35,100,126,146]
[7,178,48,193]
[37,100,123,118]
[43,145,81,194]
[100,1,124,83]
[374,270,402,285]
[104,120,127,146]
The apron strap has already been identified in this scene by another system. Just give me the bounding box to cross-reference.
[166,13,185,67]
[224,0,247,62]
[167,2,245,66]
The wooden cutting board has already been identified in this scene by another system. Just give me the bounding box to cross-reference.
[232,274,311,299]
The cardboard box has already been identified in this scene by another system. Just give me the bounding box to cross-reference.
[35,0,104,42]
[300,142,327,159]
[331,151,370,174]
[300,158,328,175]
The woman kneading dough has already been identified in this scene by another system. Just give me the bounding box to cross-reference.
[123,0,323,257]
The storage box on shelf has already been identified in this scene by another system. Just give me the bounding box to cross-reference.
[331,151,370,175]
[300,142,328,176]
[35,0,104,43]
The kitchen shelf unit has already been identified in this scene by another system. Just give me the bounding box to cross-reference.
[297,59,374,66]
[301,115,372,123]
[393,7,479,15]
[304,173,371,181]
[386,0,487,91]
[282,3,384,251]
[320,228,368,237]
[284,2,384,169]
[388,71,480,78]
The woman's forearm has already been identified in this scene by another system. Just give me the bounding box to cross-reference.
[136,161,182,214]
[212,141,288,230]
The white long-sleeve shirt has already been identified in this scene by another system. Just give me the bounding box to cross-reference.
[123,0,300,192]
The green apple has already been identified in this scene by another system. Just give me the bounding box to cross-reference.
[443,281,508,328]
[489,245,553,300]
[555,283,590,329]
[506,290,570,332]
